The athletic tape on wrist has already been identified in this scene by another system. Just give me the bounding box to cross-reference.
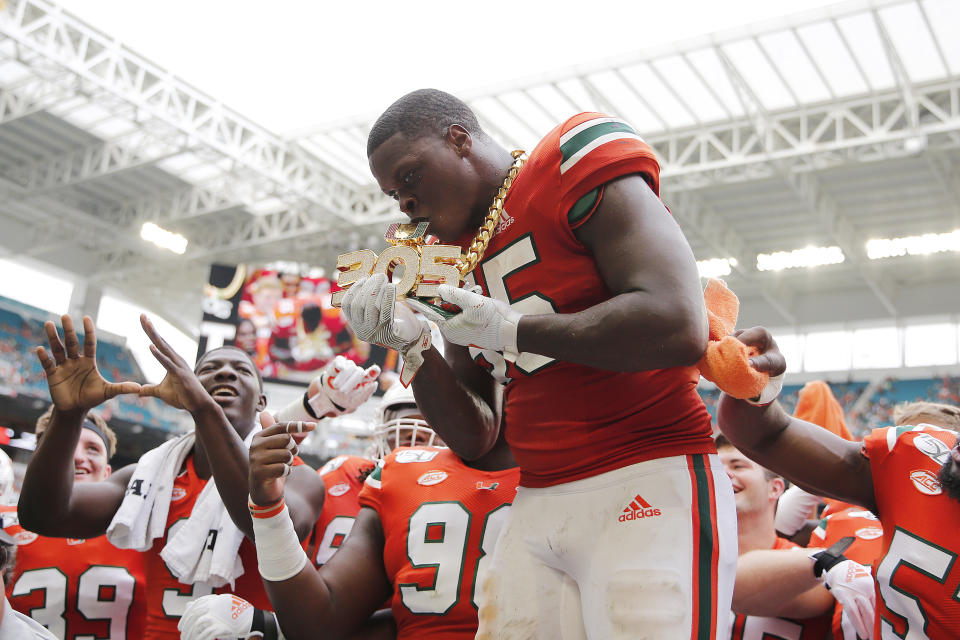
[250,502,308,582]
[746,372,785,406]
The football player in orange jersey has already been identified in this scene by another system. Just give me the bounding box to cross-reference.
[719,327,960,639]
[178,384,441,640]
[764,400,960,640]
[716,434,872,640]
[16,314,328,639]
[339,88,734,639]
[199,388,521,640]
[2,407,147,639]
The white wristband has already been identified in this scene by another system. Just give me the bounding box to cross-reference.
[251,502,309,582]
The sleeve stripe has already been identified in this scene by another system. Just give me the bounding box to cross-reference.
[886,426,898,453]
[558,116,633,146]
[560,131,645,175]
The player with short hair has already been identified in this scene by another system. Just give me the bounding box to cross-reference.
[16,315,332,639]
[181,392,520,640]
[719,327,960,639]
[340,88,733,638]
[2,407,147,639]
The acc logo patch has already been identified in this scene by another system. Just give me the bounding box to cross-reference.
[14,531,38,545]
[395,450,439,464]
[66,538,86,546]
[855,527,883,540]
[320,456,348,475]
[171,487,188,502]
[418,471,448,486]
[328,483,351,497]
[910,469,942,496]
[913,433,952,466]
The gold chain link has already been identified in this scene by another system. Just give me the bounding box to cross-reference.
[457,149,526,279]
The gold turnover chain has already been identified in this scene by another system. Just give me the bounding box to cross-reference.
[456,149,525,279]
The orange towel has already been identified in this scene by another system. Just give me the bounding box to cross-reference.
[698,279,769,400]
[793,380,853,441]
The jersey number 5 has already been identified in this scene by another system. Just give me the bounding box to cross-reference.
[876,527,960,639]
[470,233,558,382]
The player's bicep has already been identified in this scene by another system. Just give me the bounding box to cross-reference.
[574,174,703,305]
[35,465,131,538]
[284,465,326,540]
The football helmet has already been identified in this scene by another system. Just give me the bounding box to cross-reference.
[371,383,440,458]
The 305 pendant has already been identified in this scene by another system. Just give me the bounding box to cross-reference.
[330,223,462,308]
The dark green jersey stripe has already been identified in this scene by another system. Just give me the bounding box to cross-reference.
[692,454,715,640]
[567,187,601,226]
[560,120,637,164]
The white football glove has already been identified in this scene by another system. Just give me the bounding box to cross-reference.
[340,274,431,386]
[817,558,876,640]
[774,485,821,536]
[275,356,380,421]
[178,594,259,640]
[407,284,522,360]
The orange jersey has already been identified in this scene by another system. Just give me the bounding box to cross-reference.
[358,447,520,640]
[728,537,832,640]
[457,112,713,487]
[143,454,285,639]
[863,425,960,639]
[810,507,883,640]
[1,505,146,640]
[309,455,375,567]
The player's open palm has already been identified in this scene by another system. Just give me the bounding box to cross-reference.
[35,315,141,413]
[137,314,210,412]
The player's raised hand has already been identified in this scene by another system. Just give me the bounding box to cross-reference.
[340,273,427,352]
[277,356,380,422]
[734,326,787,377]
[137,314,210,412]
[35,315,141,413]
[249,412,315,507]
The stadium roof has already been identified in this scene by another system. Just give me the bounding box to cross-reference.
[1,0,959,335]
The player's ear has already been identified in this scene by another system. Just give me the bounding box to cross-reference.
[447,124,472,157]
[105,464,112,476]
[769,477,786,501]
[257,393,267,412]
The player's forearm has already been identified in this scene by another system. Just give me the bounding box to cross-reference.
[518,290,707,371]
[718,396,875,509]
[266,569,362,640]
[19,407,85,532]
[733,549,825,616]
[411,349,498,460]
[191,402,256,538]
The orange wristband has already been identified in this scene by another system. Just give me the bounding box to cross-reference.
[248,497,285,519]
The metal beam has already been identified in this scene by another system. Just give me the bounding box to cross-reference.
[0,0,376,224]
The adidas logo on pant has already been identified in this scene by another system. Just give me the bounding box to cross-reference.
[618,494,661,522]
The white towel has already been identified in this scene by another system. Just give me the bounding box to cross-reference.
[106,431,196,552]
[160,422,261,589]
[107,421,261,588]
